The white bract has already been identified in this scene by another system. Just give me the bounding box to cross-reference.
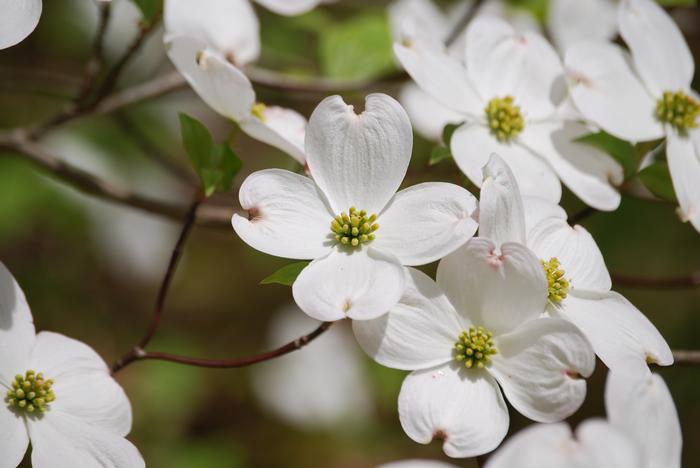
[395,15,623,211]
[547,0,617,53]
[353,207,594,456]
[566,0,700,232]
[482,154,673,376]
[164,0,311,164]
[485,370,682,468]
[233,93,478,321]
[252,305,372,429]
[0,0,42,50]
[0,263,144,468]
[377,461,458,468]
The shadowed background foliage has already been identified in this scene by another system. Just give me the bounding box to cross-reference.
[1,0,699,466]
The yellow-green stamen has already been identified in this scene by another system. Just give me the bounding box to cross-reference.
[251,102,267,122]
[454,326,498,369]
[484,96,525,142]
[655,90,699,135]
[542,257,570,304]
[330,207,379,248]
[5,370,55,414]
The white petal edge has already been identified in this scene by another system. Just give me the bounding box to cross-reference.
[451,124,562,203]
[232,169,334,260]
[239,106,307,165]
[618,0,694,96]
[254,0,323,15]
[305,94,413,214]
[558,289,673,373]
[353,268,463,371]
[666,132,700,232]
[437,238,548,336]
[565,41,664,142]
[479,153,526,246]
[547,0,617,53]
[605,370,682,468]
[489,317,595,423]
[292,249,405,321]
[164,0,260,66]
[0,404,29,468]
[379,460,459,468]
[398,365,509,458]
[373,182,478,266]
[521,195,568,235]
[165,34,255,121]
[398,83,465,141]
[0,0,42,50]
[520,121,623,211]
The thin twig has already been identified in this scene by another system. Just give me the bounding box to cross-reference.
[672,350,700,366]
[569,206,598,225]
[75,2,112,103]
[111,321,333,373]
[612,272,700,289]
[445,0,484,46]
[137,196,202,350]
[95,71,187,115]
[0,133,232,229]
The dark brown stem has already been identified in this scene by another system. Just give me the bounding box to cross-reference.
[75,2,112,103]
[672,350,700,366]
[136,196,202,351]
[569,206,598,225]
[445,0,484,46]
[112,321,333,373]
[612,272,700,289]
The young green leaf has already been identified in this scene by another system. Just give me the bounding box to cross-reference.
[429,145,452,166]
[260,261,311,286]
[638,162,677,202]
[132,0,163,25]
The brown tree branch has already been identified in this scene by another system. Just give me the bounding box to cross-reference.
[112,321,333,373]
[672,350,700,366]
[612,272,700,289]
[75,2,112,103]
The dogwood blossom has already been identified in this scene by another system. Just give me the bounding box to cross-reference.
[233,93,478,321]
[0,0,42,49]
[0,263,144,468]
[547,0,617,53]
[353,235,594,456]
[482,154,673,376]
[566,0,700,231]
[378,461,458,468]
[485,370,682,468]
[165,35,307,164]
[395,15,623,211]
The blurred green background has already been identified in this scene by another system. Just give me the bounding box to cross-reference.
[1,0,699,466]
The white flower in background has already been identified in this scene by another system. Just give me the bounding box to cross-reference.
[165,34,307,165]
[252,305,372,429]
[233,94,478,322]
[485,370,682,468]
[395,16,623,211]
[353,235,594,455]
[0,263,144,467]
[566,0,700,232]
[378,461,458,468]
[482,155,673,376]
[547,0,617,53]
[0,0,42,49]
[388,0,538,142]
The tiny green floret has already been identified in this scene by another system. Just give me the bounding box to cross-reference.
[251,102,267,122]
[454,326,497,369]
[330,207,379,248]
[5,370,55,414]
[655,90,699,134]
[484,96,525,142]
[542,257,570,304]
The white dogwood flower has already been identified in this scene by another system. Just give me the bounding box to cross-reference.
[0,0,41,50]
[165,35,307,164]
[233,94,478,321]
[353,244,594,457]
[566,0,700,231]
[485,370,682,468]
[482,154,673,376]
[0,263,143,468]
[395,15,623,211]
[378,461,458,468]
[547,0,617,53]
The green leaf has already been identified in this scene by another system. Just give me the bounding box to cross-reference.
[639,162,677,202]
[429,145,452,166]
[575,131,639,178]
[131,0,162,25]
[179,113,242,197]
[656,0,696,6]
[319,13,395,80]
[442,123,460,146]
[260,262,310,286]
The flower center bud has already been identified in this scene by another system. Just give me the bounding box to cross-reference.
[251,102,267,122]
[542,257,570,304]
[484,96,525,142]
[655,90,699,134]
[5,370,55,414]
[330,207,379,248]
[454,326,497,369]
